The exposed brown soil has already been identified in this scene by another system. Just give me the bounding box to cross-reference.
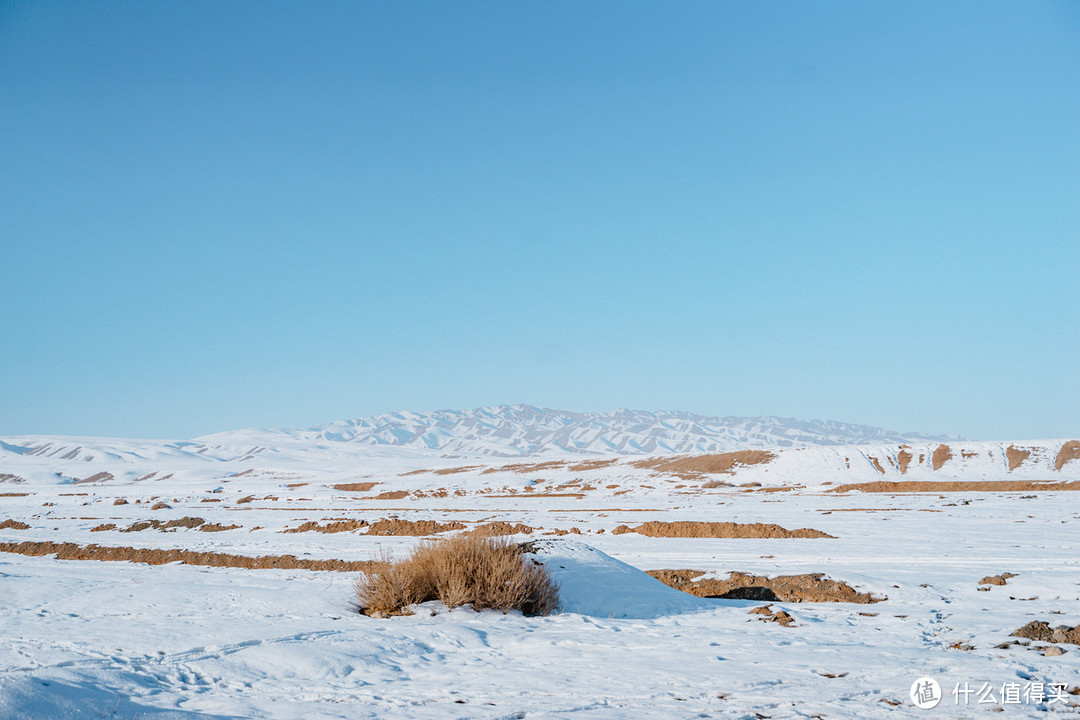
[897,449,913,474]
[932,444,952,470]
[630,451,775,478]
[867,457,885,474]
[749,604,795,626]
[150,502,171,510]
[487,493,585,499]
[237,495,256,504]
[649,569,883,603]
[0,474,26,484]
[1006,445,1033,471]
[200,523,241,532]
[1011,621,1080,645]
[701,479,733,489]
[830,480,1080,493]
[113,498,129,505]
[0,540,380,572]
[612,521,835,539]
[366,518,466,536]
[284,518,369,534]
[0,519,30,530]
[332,482,378,492]
[76,472,115,484]
[90,523,117,532]
[1055,441,1080,471]
[567,458,619,472]
[482,460,568,475]
[468,521,535,536]
[373,490,410,500]
[0,492,30,497]
[120,517,209,532]
[432,465,482,475]
[979,572,1017,586]
[544,527,582,536]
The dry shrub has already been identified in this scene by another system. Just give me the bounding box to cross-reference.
[0,519,30,530]
[355,535,558,617]
[612,521,835,539]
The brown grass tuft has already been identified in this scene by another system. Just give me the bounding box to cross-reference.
[649,569,883,603]
[332,482,378,492]
[1006,445,1032,472]
[355,535,558,617]
[0,519,30,530]
[611,521,834,539]
[1055,441,1080,471]
[932,444,952,470]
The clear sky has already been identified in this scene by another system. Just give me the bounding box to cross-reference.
[1,1,1077,441]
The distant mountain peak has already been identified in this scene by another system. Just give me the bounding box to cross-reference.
[202,406,953,457]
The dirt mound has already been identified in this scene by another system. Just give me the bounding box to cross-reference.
[648,569,883,603]
[120,517,207,532]
[332,482,378,492]
[373,490,410,500]
[749,604,795,626]
[1006,445,1032,471]
[90,523,117,532]
[200,523,241,532]
[1055,441,1080,471]
[468,521,535,537]
[979,572,1016,586]
[931,444,952,470]
[284,519,369,534]
[630,451,775,478]
[613,521,834,539]
[0,540,380,572]
[830,480,1080,493]
[0,519,30,530]
[76,472,115,484]
[366,518,466,536]
[1011,621,1080,645]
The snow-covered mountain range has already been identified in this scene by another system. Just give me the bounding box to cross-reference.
[198,405,953,457]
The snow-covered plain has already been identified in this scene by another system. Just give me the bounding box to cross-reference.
[2,411,1078,718]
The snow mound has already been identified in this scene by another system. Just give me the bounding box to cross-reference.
[0,677,233,720]
[525,539,717,619]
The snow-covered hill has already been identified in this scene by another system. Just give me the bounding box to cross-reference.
[199,404,954,457]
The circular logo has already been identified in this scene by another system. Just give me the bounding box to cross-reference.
[910,677,942,709]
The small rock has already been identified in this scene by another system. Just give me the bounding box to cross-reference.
[1042,646,1066,657]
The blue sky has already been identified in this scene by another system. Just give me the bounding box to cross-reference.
[1,1,1077,440]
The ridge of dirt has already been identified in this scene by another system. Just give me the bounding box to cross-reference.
[1011,621,1080,645]
[468,521,535,537]
[979,572,1017,586]
[1006,445,1033,472]
[0,540,381,572]
[366,518,467,536]
[612,521,834,539]
[332,482,378,492]
[0,519,30,530]
[649,569,884,603]
[1055,441,1080,471]
[629,451,775,478]
[931,444,952,471]
[829,480,1080,493]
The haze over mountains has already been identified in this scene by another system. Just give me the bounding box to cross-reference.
[198,405,951,457]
